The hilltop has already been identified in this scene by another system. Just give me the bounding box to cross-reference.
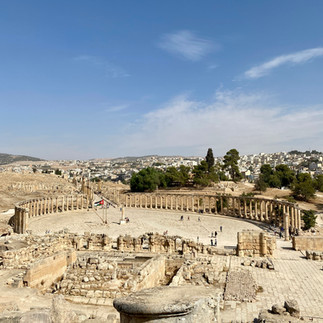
[0,153,43,165]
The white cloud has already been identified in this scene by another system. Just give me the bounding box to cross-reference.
[245,47,323,79]
[115,90,323,156]
[74,55,130,78]
[158,30,219,61]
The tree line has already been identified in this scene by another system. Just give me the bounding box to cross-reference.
[255,164,323,201]
[130,148,242,192]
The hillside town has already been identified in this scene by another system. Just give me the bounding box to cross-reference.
[1,150,322,184]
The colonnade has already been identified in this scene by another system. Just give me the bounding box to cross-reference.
[13,195,90,234]
[120,193,302,236]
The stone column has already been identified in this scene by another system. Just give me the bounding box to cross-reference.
[35,200,38,216]
[22,209,28,234]
[113,286,218,323]
[28,202,32,218]
[291,207,295,231]
[297,209,302,230]
[30,201,34,217]
[249,200,253,219]
[66,196,69,211]
[51,198,54,213]
[255,200,258,220]
[62,196,65,212]
[284,212,290,241]
[214,198,217,214]
[181,197,184,211]
[260,201,264,221]
[220,197,223,214]
[38,199,42,215]
[191,196,194,212]
[244,199,247,218]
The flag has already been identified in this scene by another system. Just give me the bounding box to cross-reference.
[94,199,104,207]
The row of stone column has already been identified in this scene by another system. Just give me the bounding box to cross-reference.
[13,206,28,234]
[22,195,90,218]
[122,194,302,231]
[14,195,91,233]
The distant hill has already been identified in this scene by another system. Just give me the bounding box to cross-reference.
[0,153,43,165]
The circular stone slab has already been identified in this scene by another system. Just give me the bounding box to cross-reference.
[113,286,216,317]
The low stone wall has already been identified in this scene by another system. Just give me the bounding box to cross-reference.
[169,257,227,288]
[55,253,166,302]
[236,231,276,257]
[0,235,73,269]
[305,250,323,260]
[129,255,166,291]
[292,236,323,251]
[23,249,76,290]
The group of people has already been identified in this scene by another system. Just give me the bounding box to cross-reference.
[179,215,201,221]
[210,227,222,246]
[178,214,224,247]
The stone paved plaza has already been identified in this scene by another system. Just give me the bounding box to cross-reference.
[28,206,263,247]
[25,207,323,322]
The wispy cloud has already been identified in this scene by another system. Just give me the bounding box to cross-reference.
[245,47,323,79]
[208,64,218,70]
[74,55,130,78]
[113,90,323,156]
[158,30,219,61]
[105,104,129,112]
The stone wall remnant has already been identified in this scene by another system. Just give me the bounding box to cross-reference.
[292,236,323,251]
[236,231,276,257]
[23,249,76,290]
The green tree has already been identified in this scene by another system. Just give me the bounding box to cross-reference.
[193,161,211,187]
[130,167,165,192]
[275,164,295,188]
[179,165,190,184]
[205,148,215,172]
[314,174,323,192]
[254,176,267,192]
[223,149,242,182]
[291,173,315,201]
[260,164,273,183]
[55,169,62,176]
[268,174,282,188]
[302,210,317,230]
[165,167,182,187]
[164,165,191,187]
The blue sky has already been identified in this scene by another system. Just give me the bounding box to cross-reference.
[1,1,323,159]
